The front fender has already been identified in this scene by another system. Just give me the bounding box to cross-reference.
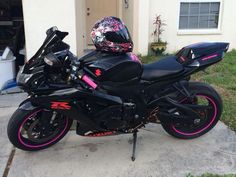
[19,99,38,111]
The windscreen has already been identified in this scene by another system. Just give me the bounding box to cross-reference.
[24,30,69,72]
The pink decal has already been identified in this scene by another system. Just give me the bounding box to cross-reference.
[18,109,69,148]
[130,53,141,63]
[179,97,188,103]
[202,54,218,61]
[172,95,218,136]
[82,75,98,89]
[180,56,186,62]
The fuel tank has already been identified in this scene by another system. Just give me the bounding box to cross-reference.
[80,50,143,82]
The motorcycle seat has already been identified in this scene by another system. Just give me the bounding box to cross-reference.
[141,56,184,81]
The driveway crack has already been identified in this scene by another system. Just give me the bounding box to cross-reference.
[2,147,16,177]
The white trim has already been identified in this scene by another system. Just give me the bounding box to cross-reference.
[180,0,221,2]
[117,0,123,18]
[137,0,150,55]
[177,29,222,35]
[177,0,223,35]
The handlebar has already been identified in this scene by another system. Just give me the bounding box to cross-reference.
[68,54,98,90]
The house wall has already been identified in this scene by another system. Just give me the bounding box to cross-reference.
[75,0,86,56]
[147,0,236,54]
[122,0,149,55]
[137,0,150,55]
[122,0,138,52]
[122,0,134,37]
[22,0,77,59]
[22,0,235,58]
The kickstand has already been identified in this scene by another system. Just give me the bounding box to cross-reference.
[131,130,138,161]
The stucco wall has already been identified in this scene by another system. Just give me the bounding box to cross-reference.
[75,0,86,56]
[122,0,134,37]
[147,0,236,54]
[137,0,150,55]
[22,0,234,57]
[122,0,149,55]
[22,0,77,59]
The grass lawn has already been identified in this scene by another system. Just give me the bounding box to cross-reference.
[141,50,236,132]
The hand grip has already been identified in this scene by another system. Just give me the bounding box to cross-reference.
[82,75,97,89]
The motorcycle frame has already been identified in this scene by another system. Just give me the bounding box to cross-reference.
[17,33,229,134]
[17,66,198,133]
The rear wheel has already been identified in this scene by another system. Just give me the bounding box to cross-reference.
[162,82,222,139]
[7,108,73,151]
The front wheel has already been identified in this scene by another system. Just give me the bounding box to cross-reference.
[7,108,73,151]
[162,82,223,139]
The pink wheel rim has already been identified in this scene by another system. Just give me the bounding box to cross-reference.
[18,109,69,148]
[172,94,218,136]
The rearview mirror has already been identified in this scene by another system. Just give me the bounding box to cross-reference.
[46,26,58,36]
[44,53,62,67]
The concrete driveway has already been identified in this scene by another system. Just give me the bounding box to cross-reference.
[1,93,236,177]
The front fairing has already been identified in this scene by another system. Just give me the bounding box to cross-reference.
[17,64,45,90]
[17,30,70,91]
[23,30,70,74]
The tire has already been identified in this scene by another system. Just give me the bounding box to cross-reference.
[161,82,223,139]
[7,108,73,151]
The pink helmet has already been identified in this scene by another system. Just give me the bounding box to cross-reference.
[91,16,133,53]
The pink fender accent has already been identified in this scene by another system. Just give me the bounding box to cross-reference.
[172,95,218,136]
[202,54,218,61]
[180,56,186,62]
[82,75,98,89]
[130,53,141,63]
[18,109,69,148]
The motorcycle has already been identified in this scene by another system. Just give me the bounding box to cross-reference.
[7,26,229,161]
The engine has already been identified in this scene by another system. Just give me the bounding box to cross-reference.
[88,102,137,131]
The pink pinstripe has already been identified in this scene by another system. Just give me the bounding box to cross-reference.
[172,95,218,136]
[18,109,68,148]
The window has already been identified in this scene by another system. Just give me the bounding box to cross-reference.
[179,2,220,30]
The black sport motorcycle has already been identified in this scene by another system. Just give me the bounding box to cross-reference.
[7,27,229,161]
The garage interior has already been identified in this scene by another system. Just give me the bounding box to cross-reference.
[0,0,25,74]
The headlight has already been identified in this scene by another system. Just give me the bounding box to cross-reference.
[44,57,54,66]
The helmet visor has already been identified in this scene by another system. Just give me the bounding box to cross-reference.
[105,27,132,44]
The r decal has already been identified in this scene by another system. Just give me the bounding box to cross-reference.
[51,102,71,110]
